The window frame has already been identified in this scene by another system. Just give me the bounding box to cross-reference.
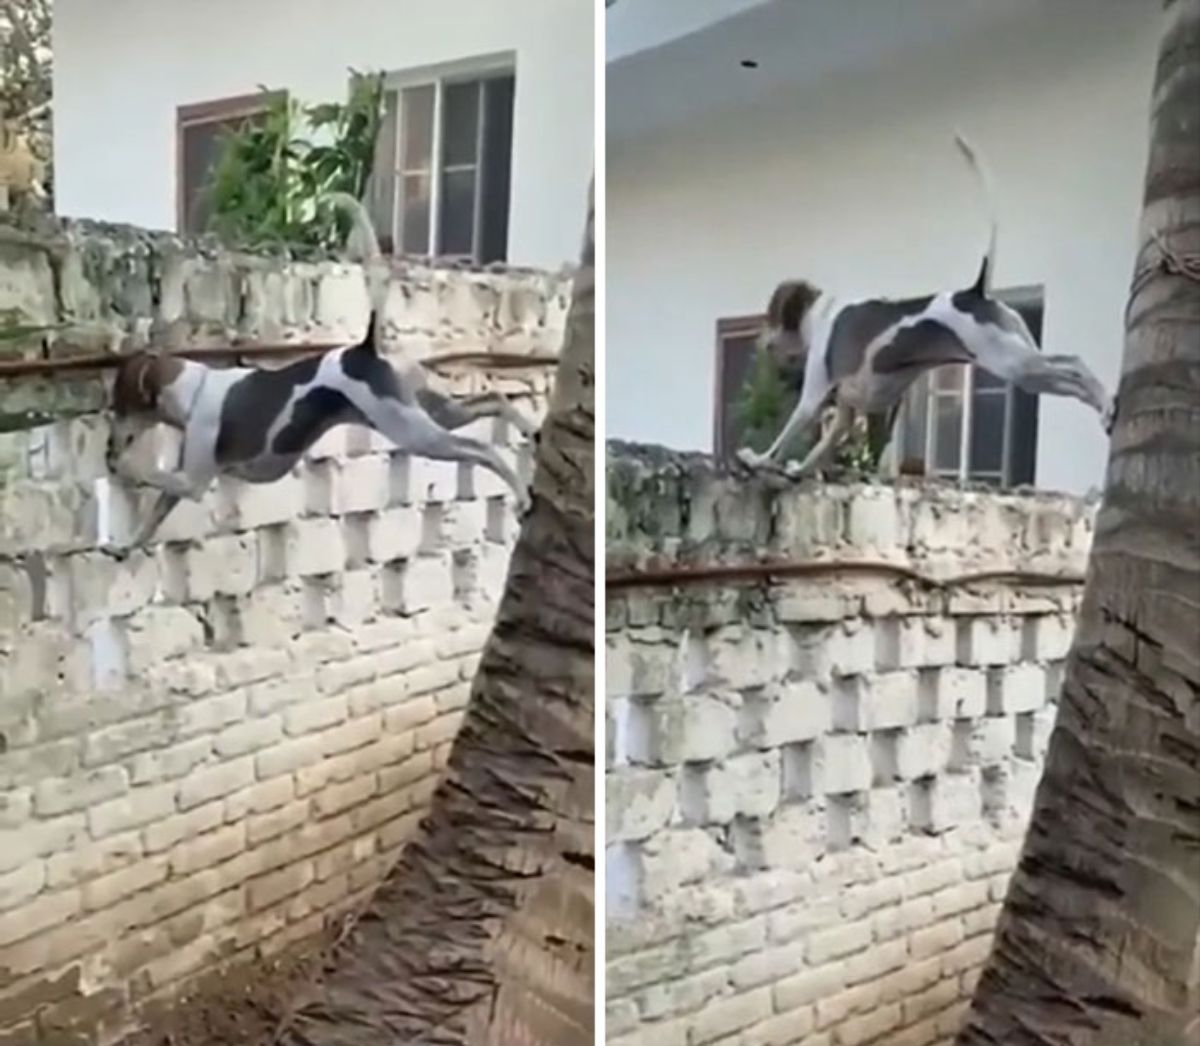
[175,90,286,235]
[713,313,764,461]
[373,53,516,263]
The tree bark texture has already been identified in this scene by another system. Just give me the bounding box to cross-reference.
[276,183,595,1046]
[958,3,1200,1044]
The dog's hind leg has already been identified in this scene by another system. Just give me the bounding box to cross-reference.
[958,322,1111,426]
[359,400,528,511]
[786,403,854,478]
[416,388,538,439]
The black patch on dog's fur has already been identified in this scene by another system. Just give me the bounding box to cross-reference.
[215,356,322,464]
[871,319,973,374]
[341,343,409,403]
[272,387,365,456]
[826,297,933,381]
[949,289,1005,327]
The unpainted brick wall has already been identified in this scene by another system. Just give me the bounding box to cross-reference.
[605,443,1097,1046]
[0,219,570,1044]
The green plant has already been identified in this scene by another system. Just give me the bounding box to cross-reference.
[733,344,802,459]
[205,71,385,252]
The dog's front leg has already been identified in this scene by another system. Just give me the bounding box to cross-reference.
[130,491,182,549]
[109,457,213,551]
[737,396,822,470]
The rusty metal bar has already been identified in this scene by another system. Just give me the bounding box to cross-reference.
[0,344,559,379]
[605,558,1086,592]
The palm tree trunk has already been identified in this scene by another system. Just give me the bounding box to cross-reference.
[276,182,595,1046]
[958,3,1200,1044]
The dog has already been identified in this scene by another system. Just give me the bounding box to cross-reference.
[106,194,536,551]
[738,134,1115,478]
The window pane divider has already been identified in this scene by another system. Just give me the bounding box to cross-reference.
[388,91,403,253]
[1001,381,1015,487]
[471,82,487,259]
[959,366,974,483]
[430,81,446,257]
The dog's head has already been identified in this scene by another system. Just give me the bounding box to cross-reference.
[759,279,821,384]
[107,352,185,465]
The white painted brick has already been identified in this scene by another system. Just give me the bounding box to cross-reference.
[125,606,205,672]
[330,455,391,515]
[816,735,871,795]
[896,722,954,780]
[607,769,676,843]
[129,738,213,785]
[214,717,284,758]
[754,681,830,746]
[88,784,177,839]
[183,533,258,598]
[760,805,824,871]
[936,666,988,720]
[987,664,1047,714]
[828,622,875,678]
[681,752,781,824]
[963,716,1016,766]
[956,617,1014,666]
[859,671,919,730]
[389,553,454,613]
[397,455,458,504]
[223,473,304,529]
[284,518,347,576]
[239,582,306,646]
[34,767,129,817]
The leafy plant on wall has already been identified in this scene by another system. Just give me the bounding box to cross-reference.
[205,71,385,253]
[734,344,880,473]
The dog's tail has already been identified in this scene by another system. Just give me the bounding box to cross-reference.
[325,191,385,352]
[954,132,997,297]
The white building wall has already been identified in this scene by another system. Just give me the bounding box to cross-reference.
[606,3,1160,494]
[52,0,593,271]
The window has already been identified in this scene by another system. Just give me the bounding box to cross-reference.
[714,315,771,461]
[176,92,283,236]
[713,288,1043,486]
[369,64,515,264]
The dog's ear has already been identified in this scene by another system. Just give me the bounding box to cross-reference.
[766,280,821,335]
[111,353,182,415]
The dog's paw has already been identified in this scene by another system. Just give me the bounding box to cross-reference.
[735,447,765,470]
[1101,396,1118,435]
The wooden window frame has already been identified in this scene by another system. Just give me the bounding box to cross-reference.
[713,313,764,461]
[175,90,286,234]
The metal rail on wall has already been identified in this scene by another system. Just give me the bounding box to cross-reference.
[0,345,560,379]
[605,558,1087,592]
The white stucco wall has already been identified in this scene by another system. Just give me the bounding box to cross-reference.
[52,0,593,271]
[606,1,1160,494]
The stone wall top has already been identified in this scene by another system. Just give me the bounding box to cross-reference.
[0,215,574,361]
[607,440,1098,585]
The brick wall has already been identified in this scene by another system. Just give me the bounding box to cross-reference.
[0,219,570,1044]
[605,443,1096,1046]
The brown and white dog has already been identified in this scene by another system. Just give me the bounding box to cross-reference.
[106,195,535,551]
[738,135,1114,477]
